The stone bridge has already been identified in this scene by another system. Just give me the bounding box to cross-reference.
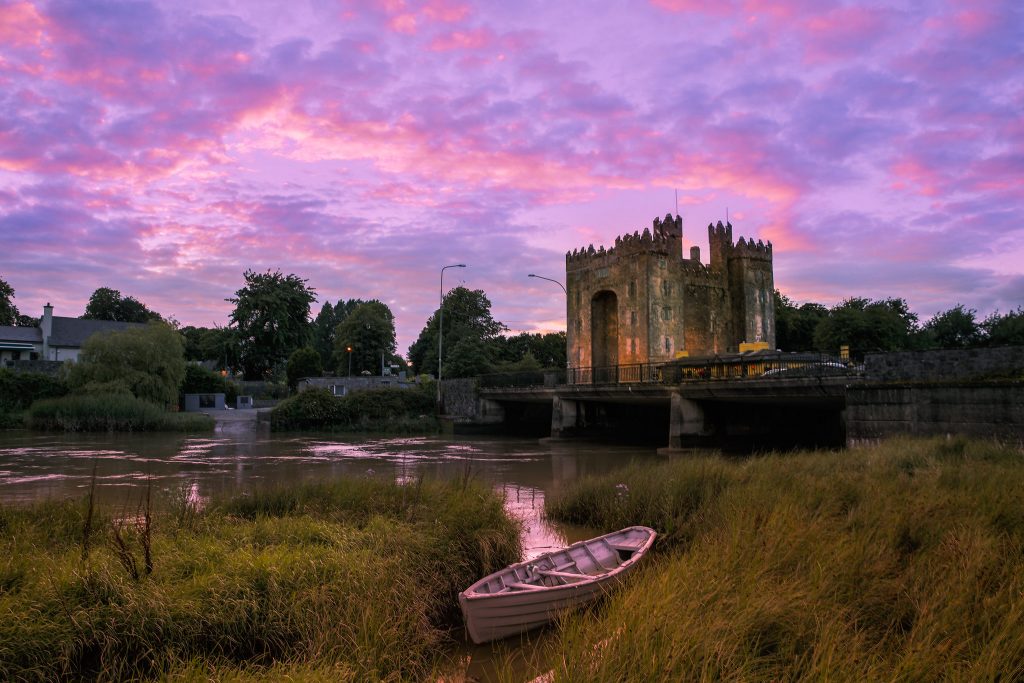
[441,348,1024,451]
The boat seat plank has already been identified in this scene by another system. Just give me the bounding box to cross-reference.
[582,542,616,570]
[535,569,589,581]
[506,582,546,591]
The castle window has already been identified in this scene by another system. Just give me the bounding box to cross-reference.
[664,337,672,354]
[630,311,637,326]
[631,338,637,354]
[658,257,667,268]
[628,280,636,297]
[596,267,610,279]
[662,281,672,296]
[662,306,672,321]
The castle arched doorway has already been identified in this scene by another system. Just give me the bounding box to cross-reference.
[591,290,619,374]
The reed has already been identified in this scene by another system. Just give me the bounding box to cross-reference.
[0,477,520,681]
[26,393,214,432]
[532,437,1024,681]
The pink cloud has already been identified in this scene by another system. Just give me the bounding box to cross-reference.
[429,27,493,52]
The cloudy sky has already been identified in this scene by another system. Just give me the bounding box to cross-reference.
[2,0,1022,353]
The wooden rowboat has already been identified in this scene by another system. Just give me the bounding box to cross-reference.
[459,525,656,644]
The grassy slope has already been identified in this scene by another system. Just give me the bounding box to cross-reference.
[538,437,1024,681]
[0,478,520,681]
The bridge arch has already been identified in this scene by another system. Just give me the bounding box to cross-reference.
[591,290,619,368]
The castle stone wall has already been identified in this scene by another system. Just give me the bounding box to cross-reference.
[566,214,775,367]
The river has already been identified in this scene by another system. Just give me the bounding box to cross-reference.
[0,428,662,558]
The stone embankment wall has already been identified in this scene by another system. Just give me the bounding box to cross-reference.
[440,378,479,418]
[848,347,1024,443]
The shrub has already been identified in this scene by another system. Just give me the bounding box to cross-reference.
[0,368,68,412]
[27,393,213,432]
[270,385,437,432]
[268,388,343,429]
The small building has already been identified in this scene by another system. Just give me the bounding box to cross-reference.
[183,393,227,411]
[0,303,144,366]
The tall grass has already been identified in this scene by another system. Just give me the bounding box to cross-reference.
[26,392,214,432]
[0,477,520,680]
[533,437,1024,681]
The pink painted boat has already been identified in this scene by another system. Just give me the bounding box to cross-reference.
[458,526,656,644]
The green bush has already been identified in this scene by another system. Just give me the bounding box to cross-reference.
[270,385,437,432]
[0,368,68,411]
[0,478,520,680]
[26,393,213,432]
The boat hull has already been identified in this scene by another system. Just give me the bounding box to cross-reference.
[459,526,656,644]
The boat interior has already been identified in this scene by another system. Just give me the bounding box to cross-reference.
[475,529,651,594]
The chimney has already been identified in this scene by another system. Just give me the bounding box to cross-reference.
[42,303,53,359]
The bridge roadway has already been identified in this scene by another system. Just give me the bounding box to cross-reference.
[472,373,853,450]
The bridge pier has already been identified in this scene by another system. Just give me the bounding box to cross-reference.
[550,397,580,439]
[667,393,708,449]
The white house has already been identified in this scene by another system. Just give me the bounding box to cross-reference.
[0,303,144,366]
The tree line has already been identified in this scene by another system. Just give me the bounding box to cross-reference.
[1,273,567,383]
[776,292,1024,358]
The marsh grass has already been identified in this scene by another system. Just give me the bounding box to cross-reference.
[27,393,214,432]
[534,436,1024,681]
[0,477,520,681]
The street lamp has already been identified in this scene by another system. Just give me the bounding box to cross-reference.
[346,346,353,376]
[528,273,566,294]
[529,274,569,368]
[438,263,466,404]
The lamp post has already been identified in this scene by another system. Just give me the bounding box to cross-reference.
[346,346,352,376]
[527,273,566,294]
[528,274,569,368]
[438,263,466,405]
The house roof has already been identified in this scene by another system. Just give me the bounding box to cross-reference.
[0,325,42,344]
[48,317,144,347]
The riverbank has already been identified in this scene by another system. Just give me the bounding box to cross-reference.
[0,477,520,680]
[526,436,1024,680]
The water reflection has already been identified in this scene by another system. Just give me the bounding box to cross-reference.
[0,431,659,557]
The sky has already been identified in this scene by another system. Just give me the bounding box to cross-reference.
[1,0,1022,355]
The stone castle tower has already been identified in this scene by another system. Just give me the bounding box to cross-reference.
[566,213,774,368]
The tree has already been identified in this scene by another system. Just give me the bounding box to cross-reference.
[0,277,20,326]
[920,304,982,349]
[774,290,828,352]
[492,332,567,370]
[82,287,161,323]
[312,301,336,367]
[180,325,238,370]
[983,308,1024,347]
[814,297,919,358]
[334,300,398,375]
[287,346,323,389]
[67,322,186,408]
[227,270,317,379]
[408,286,507,378]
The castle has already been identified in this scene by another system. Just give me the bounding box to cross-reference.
[566,214,775,368]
